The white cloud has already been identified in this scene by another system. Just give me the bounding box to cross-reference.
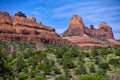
[32,11,41,15]
[34,7,45,11]
[31,0,120,39]
[53,5,71,13]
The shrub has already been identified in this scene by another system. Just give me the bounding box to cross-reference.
[89,64,96,73]
[63,59,75,69]
[64,68,71,78]
[108,58,120,67]
[55,75,69,80]
[75,65,87,75]
[91,49,99,57]
[34,76,46,80]
[18,72,28,80]
[115,52,120,56]
[114,49,120,56]
[79,74,105,80]
[55,49,63,58]
[94,56,103,64]
[97,69,106,76]
[75,68,81,75]
[85,52,90,57]
[78,52,85,62]
[52,67,61,74]
[0,49,13,79]
[98,62,110,71]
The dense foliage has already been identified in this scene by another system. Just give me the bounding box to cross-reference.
[79,74,105,80]
[0,42,120,80]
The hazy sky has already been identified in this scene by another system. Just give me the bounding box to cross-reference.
[0,0,120,39]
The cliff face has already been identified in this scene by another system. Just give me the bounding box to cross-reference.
[64,15,114,39]
[0,11,64,44]
[62,15,119,47]
[0,12,119,47]
[67,15,85,35]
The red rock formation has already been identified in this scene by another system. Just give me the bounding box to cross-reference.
[64,15,114,39]
[62,15,119,47]
[0,11,65,44]
[14,11,26,18]
[98,22,114,39]
[85,22,114,39]
[28,16,36,23]
[0,12,11,24]
[66,15,85,35]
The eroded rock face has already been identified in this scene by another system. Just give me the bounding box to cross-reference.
[63,15,114,39]
[62,15,118,47]
[14,11,26,18]
[0,11,65,44]
[28,16,36,23]
[0,12,11,24]
[97,22,114,39]
[66,15,85,35]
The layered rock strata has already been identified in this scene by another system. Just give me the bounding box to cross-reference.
[63,15,114,39]
[0,11,64,44]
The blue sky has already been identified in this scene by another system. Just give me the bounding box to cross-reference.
[0,0,120,39]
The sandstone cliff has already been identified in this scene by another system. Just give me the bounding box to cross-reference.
[63,15,114,39]
[67,15,85,35]
[0,12,119,47]
[0,11,65,44]
[62,15,120,47]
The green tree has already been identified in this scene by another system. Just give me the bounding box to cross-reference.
[0,49,13,79]
[91,48,99,57]
[114,49,120,56]
[78,52,85,62]
[63,58,75,69]
[40,58,55,75]
[108,58,120,67]
[75,64,87,75]
[99,48,107,57]
[98,62,110,73]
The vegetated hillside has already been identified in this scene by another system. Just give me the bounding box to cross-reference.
[0,42,120,80]
[0,40,45,53]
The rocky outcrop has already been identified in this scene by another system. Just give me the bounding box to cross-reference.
[14,11,26,18]
[63,15,114,39]
[0,11,65,44]
[66,15,85,35]
[62,15,119,47]
[0,12,11,24]
[28,16,36,23]
[86,22,114,39]
[0,12,119,47]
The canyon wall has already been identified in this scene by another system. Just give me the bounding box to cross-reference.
[0,11,65,44]
[64,15,114,39]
